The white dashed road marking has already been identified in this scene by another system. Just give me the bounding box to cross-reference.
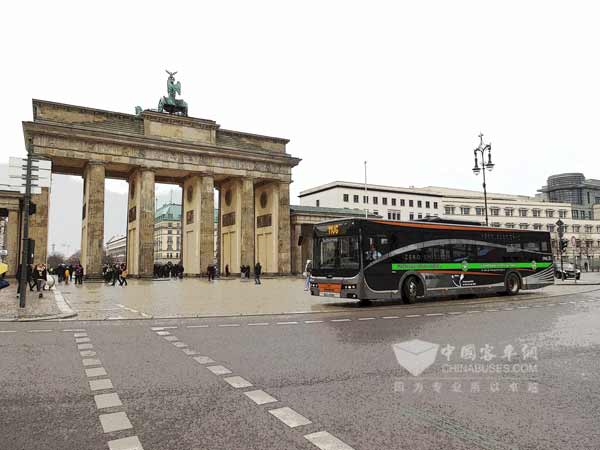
[218,324,240,327]
[248,322,270,326]
[99,411,133,433]
[186,325,209,328]
[206,365,232,375]
[331,318,351,322]
[358,317,375,321]
[447,312,463,315]
[304,320,324,324]
[425,313,444,316]
[244,390,278,405]
[182,349,199,355]
[108,436,144,450]
[156,331,170,336]
[0,330,17,333]
[277,321,298,325]
[382,316,399,319]
[78,343,94,350]
[74,332,88,337]
[29,329,53,333]
[173,342,187,348]
[94,393,123,409]
[89,379,114,391]
[193,356,215,364]
[80,350,97,357]
[82,358,102,366]
[405,314,421,318]
[164,336,178,342]
[76,337,91,343]
[86,367,108,378]
[305,431,355,450]
[269,407,312,428]
[223,376,253,389]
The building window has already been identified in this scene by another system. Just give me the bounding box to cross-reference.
[373,196,378,205]
[382,197,387,205]
[532,209,541,217]
[505,208,513,217]
[546,210,554,218]
[547,224,555,232]
[505,223,515,229]
[597,225,600,233]
[586,240,593,249]
[519,223,529,230]
[353,195,359,203]
[387,212,391,220]
[409,200,414,207]
[519,209,528,217]
[316,200,320,207]
[400,199,405,206]
[425,201,430,208]
[168,229,172,234]
[491,208,500,216]
[417,200,422,208]
[373,210,378,216]
[491,222,501,228]
[460,207,470,215]
[363,196,368,203]
[445,206,455,215]
[433,202,438,209]
[409,212,414,220]
[475,207,484,216]
[573,225,581,233]
[585,225,593,233]
[533,223,543,230]
[418,213,423,219]
[573,210,579,219]
[391,198,396,206]
[559,210,567,218]
[343,194,349,202]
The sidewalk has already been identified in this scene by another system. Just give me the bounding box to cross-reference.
[554,271,600,286]
[0,282,76,321]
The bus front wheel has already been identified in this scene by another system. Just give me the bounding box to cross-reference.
[505,272,521,295]
[402,276,420,304]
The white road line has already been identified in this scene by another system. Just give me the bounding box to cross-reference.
[517,306,530,309]
[358,317,375,321]
[546,303,556,306]
[173,342,187,348]
[78,343,94,350]
[485,309,500,312]
[425,313,443,316]
[223,376,253,388]
[447,312,463,315]
[467,310,481,314]
[304,320,324,324]
[107,316,125,320]
[405,314,421,318]
[277,321,299,325]
[569,301,577,304]
[74,332,88,337]
[162,326,178,329]
[331,318,351,322]
[244,389,278,405]
[164,336,178,341]
[80,350,97,357]
[248,322,270,326]
[108,435,144,450]
[193,356,215,364]
[63,328,86,332]
[305,431,355,450]
[182,349,198,356]
[558,302,567,305]
[218,324,240,327]
[82,358,102,367]
[382,316,399,319]
[89,379,113,391]
[0,330,17,333]
[502,308,514,311]
[94,393,123,409]
[29,329,53,333]
[532,305,544,308]
[186,325,209,328]
[156,331,171,336]
[129,309,139,313]
[86,367,108,378]
[76,337,91,343]
[151,327,165,331]
[140,312,151,318]
[206,365,232,375]
[268,407,312,428]
[99,411,133,433]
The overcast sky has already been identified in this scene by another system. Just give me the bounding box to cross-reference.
[2,1,599,251]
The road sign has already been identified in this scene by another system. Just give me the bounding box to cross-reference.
[6,156,51,194]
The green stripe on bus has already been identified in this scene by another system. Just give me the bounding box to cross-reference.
[390,262,552,271]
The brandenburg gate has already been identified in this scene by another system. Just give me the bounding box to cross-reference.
[20,73,300,277]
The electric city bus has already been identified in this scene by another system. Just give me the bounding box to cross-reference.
[309,218,554,303]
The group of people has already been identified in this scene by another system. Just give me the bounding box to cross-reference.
[153,262,184,279]
[54,263,84,285]
[16,263,49,298]
[102,263,128,286]
[239,263,262,284]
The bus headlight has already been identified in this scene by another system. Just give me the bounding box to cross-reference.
[343,284,357,290]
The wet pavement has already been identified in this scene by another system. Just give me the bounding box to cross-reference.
[1,281,600,449]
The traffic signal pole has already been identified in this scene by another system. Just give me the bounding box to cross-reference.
[18,140,33,308]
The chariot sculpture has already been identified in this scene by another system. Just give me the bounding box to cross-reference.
[158,70,188,116]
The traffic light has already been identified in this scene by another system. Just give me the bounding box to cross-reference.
[29,203,36,215]
[559,239,569,253]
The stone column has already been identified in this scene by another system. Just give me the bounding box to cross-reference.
[6,210,20,277]
[80,163,105,278]
[292,222,302,274]
[240,178,255,268]
[127,168,155,277]
[277,181,291,274]
[138,169,155,277]
[28,187,49,265]
[199,176,215,273]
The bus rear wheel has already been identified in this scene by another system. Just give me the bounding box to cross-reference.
[505,272,521,295]
[402,276,420,304]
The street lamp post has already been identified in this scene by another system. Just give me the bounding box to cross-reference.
[472,133,494,226]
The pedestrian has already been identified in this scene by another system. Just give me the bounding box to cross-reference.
[225,264,230,277]
[34,264,47,298]
[0,270,9,291]
[254,261,262,285]
[64,267,70,285]
[119,264,128,286]
[303,259,312,291]
[111,264,120,286]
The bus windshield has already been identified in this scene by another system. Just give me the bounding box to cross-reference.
[314,235,361,273]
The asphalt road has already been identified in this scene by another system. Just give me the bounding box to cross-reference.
[2,288,600,450]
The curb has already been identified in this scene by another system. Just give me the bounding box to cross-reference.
[0,289,78,322]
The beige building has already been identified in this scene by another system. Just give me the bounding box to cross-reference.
[154,203,182,264]
[105,234,126,263]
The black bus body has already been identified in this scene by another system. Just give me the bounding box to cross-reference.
[310,218,554,303]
